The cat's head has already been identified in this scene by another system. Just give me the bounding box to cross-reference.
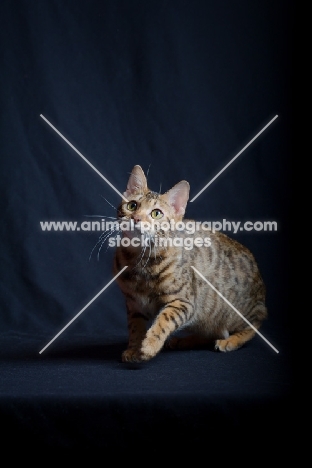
[118,165,190,236]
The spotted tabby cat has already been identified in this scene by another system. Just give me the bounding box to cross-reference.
[113,165,267,362]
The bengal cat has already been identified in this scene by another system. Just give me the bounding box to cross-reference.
[113,165,267,362]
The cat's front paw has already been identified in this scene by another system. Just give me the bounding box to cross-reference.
[140,334,163,361]
[122,348,143,363]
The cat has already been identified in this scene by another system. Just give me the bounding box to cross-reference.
[113,165,267,363]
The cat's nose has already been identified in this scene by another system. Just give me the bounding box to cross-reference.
[133,216,141,223]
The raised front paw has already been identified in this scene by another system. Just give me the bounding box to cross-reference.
[140,334,163,360]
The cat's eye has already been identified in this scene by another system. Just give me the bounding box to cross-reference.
[127,201,137,211]
[151,209,163,219]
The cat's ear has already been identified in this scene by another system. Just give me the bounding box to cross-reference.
[124,165,147,198]
[164,181,190,217]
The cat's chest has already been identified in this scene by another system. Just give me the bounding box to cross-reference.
[117,269,164,306]
[130,292,160,318]
[115,253,182,317]
[117,278,162,318]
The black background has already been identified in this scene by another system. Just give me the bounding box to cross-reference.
[0,0,293,449]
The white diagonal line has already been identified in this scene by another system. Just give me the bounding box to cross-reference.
[39,266,128,354]
[190,115,278,202]
[191,266,279,353]
[40,114,129,202]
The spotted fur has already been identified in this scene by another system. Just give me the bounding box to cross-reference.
[113,165,267,362]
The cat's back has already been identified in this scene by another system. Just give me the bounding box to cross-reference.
[194,227,266,296]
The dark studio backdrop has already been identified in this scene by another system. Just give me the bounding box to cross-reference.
[0,0,293,449]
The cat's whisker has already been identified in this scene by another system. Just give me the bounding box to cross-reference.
[100,195,117,211]
[140,232,151,268]
[142,233,152,268]
[133,253,142,270]
[89,233,106,261]
[138,243,147,267]
[99,228,122,259]
[132,238,145,269]
[84,215,118,220]
[89,226,120,261]
[90,232,111,261]
[153,236,157,260]
[149,232,153,255]
[97,230,114,260]
[96,238,108,261]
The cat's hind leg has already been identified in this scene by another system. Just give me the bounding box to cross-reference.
[215,328,256,352]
